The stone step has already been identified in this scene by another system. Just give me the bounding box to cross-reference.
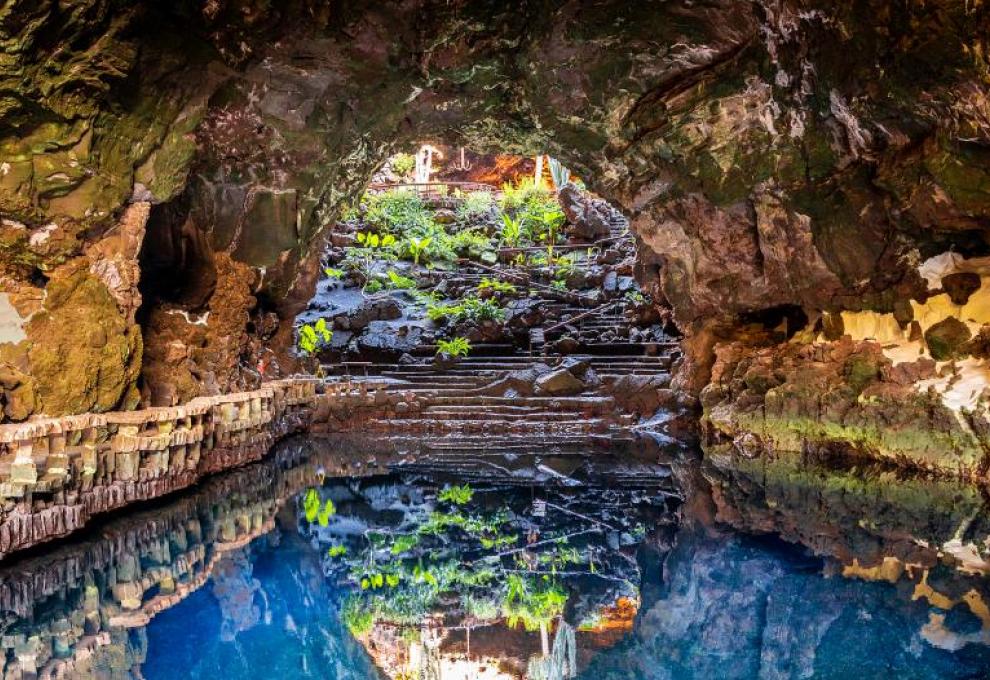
[428,395,616,408]
[418,409,595,422]
[364,418,613,433]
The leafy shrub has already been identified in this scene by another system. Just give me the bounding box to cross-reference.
[438,483,474,504]
[478,277,516,294]
[385,270,417,290]
[362,189,434,234]
[298,318,332,355]
[390,533,420,555]
[324,266,344,279]
[398,235,433,265]
[501,214,523,247]
[390,152,415,177]
[364,280,384,294]
[436,336,471,357]
[427,297,505,324]
[327,544,348,557]
[342,596,374,636]
[302,488,336,526]
[456,191,495,221]
[449,228,493,259]
[355,231,396,249]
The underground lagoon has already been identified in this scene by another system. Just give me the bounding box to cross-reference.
[2,1,990,678]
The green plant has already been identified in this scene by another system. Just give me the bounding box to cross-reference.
[356,231,396,249]
[298,318,332,355]
[438,483,474,504]
[548,157,571,190]
[342,595,374,636]
[362,189,433,234]
[430,297,504,324]
[449,228,493,259]
[436,336,471,357]
[391,533,420,555]
[625,290,646,304]
[500,214,523,247]
[324,267,344,279]
[303,488,336,526]
[478,277,516,295]
[385,270,417,290]
[390,152,415,177]
[364,279,384,294]
[551,279,567,292]
[456,191,495,221]
[502,575,568,632]
[328,544,348,558]
[401,235,433,266]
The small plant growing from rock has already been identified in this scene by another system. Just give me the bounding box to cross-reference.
[385,270,417,290]
[438,483,474,504]
[501,214,523,247]
[402,235,432,266]
[324,266,344,279]
[436,336,471,357]
[478,277,517,295]
[297,318,332,355]
[356,231,396,249]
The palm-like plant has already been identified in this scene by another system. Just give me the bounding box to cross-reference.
[548,157,570,191]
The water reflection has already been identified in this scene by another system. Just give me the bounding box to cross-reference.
[0,435,987,678]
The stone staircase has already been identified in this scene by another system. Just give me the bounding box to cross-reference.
[323,349,677,435]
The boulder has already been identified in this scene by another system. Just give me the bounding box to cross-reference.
[941,272,982,305]
[558,183,612,241]
[924,317,972,360]
[505,299,545,330]
[333,296,401,331]
[534,368,585,396]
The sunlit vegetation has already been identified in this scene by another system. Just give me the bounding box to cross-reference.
[302,488,336,526]
[477,277,517,295]
[426,296,505,324]
[437,483,474,504]
[390,152,416,177]
[435,336,471,357]
[297,318,332,355]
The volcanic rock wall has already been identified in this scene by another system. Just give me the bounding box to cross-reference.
[1,1,989,472]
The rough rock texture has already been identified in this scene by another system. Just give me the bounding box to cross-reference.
[1,0,989,482]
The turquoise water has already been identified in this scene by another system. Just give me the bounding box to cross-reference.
[1,435,988,679]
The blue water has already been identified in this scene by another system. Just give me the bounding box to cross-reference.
[2,435,988,679]
[143,532,380,679]
[135,485,990,680]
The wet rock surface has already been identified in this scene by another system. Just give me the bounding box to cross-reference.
[1,1,987,460]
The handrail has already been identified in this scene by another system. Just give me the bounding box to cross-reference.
[367,181,500,194]
[543,300,623,335]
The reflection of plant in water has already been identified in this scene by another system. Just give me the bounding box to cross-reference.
[301,479,660,667]
[502,574,568,632]
[438,483,474,505]
[302,488,336,526]
[342,595,374,636]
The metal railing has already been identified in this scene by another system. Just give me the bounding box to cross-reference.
[367,181,501,201]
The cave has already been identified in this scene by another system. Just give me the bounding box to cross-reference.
[0,0,989,676]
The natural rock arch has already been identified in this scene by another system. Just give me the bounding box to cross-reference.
[0,0,987,419]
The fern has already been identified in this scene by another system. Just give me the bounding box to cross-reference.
[436,337,471,357]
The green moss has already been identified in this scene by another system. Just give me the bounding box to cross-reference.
[844,355,879,394]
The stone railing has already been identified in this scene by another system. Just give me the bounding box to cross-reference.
[0,379,322,557]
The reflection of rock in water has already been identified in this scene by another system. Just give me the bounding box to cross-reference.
[578,526,990,679]
[702,449,990,655]
[212,547,265,641]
